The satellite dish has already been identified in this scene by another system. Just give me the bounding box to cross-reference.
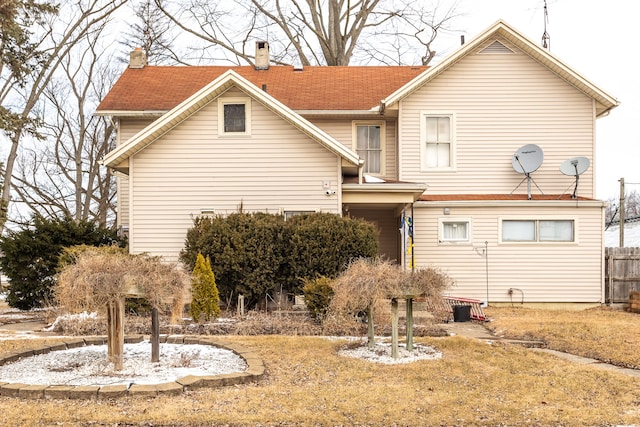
[511,144,544,200]
[560,156,590,199]
[560,156,590,176]
[512,144,544,174]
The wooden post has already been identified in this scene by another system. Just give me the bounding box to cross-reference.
[151,307,160,363]
[367,306,375,350]
[391,298,398,359]
[107,301,114,361]
[237,294,245,317]
[406,297,414,351]
[107,298,125,371]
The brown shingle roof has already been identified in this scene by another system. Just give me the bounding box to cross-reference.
[96,65,428,113]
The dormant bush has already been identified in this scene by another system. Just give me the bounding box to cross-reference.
[56,251,189,322]
[327,258,453,341]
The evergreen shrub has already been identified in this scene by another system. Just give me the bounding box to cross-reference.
[190,253,221,322]
[0,216,125,310]
[302,276,334,320]
[180,212,378,308]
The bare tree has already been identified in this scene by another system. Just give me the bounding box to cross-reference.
[119,0,181,65]
[0,0,127,231]
[13,29,118,227]
[153,0,460,66]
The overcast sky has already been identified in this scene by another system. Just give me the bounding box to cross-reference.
[437,0,637,200]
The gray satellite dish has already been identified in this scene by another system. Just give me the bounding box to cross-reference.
[560,156,590,199]
[511,144,544,200]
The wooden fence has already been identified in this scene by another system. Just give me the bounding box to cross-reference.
[605,247,640,303]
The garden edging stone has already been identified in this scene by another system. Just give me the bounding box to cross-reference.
[0,334,264,399]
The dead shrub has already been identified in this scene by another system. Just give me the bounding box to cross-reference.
[56,250,189,322]
[327,258,452,331]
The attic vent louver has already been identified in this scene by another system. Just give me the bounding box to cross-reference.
[479,40,514,54]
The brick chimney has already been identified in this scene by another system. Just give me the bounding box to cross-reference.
[255,41,269,70]
[129,47,147,69]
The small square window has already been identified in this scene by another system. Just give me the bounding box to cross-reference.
[224,104,245,132]
[219,97,251,135]
[439,218,471,243]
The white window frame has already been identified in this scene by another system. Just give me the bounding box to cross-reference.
[420,112,455,171]
[218,97,251,136]
[353,121,385,176]
[499,218,577,244]
[438,217,472,244]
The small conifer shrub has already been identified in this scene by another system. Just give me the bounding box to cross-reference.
[302,276,334,320]
[190,253,221,323]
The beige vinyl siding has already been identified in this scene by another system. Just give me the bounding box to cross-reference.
[412,202,604,303]
[119,118,156,142]
[116,118,155,228]
[115,172,129,229]
[309,118,398,180]
[129,89,342,261]
[399,38,596,198]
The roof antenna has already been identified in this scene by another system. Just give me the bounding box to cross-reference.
[541,0,551,50]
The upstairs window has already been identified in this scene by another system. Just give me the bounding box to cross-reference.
[224,104,245,132]
[219,98,251,135]
[421,114,454,170]
[354,122,385,175]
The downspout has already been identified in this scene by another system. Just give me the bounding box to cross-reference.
[411,203,415,271]
[358,159,364,184]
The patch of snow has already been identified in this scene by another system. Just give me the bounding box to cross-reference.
[605,222,640,247]
[338,341,442,365]
[43,311,98,332]
[0,341,247,386]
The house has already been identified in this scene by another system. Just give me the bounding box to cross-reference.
[96,21,618,307]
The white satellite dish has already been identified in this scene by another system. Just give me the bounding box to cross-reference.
[512,144,544,174]
[560,156,590,176]
[560,156,590,199]
[511,144,544,200]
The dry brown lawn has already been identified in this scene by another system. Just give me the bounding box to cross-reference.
[0,306,639,426]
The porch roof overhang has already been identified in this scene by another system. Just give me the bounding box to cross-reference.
[342,182,427,204]
[417,194,606,208]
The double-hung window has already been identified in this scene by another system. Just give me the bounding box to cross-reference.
[421,114,454,170]
[502,219,575,242]
[219,97,251,135]
[354,122,384,175]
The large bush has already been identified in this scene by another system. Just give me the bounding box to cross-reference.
[287,213,378,283]
[180,212,378,308]
[0,216,126,309]
[181,213,290,307]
